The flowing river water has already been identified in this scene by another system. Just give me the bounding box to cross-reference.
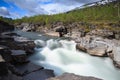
[15,30,120,80]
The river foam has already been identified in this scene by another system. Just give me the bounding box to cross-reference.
[29,39,120,80]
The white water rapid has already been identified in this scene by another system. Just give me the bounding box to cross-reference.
[29,39,120,80]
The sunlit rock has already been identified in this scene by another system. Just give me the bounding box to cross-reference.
[47,73,102,80]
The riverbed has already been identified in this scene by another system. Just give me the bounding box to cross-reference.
[15,30,120,80]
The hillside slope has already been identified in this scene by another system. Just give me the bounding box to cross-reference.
[14,1,120,24]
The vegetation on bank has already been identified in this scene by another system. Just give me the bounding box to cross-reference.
[14,1,120,24]
[0,16,13,24]
[0,1,119,32]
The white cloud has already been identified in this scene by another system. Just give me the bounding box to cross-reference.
[40,3,81,14]
[0,6,10,17]
[10,12,22,19]
[3,0,101,18]
[54,0,100,5]
[4,0,47,14]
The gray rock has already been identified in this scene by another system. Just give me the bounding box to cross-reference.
[0,20,14,33]
[23,69,55,80]
[14,36,30,42]
[76,43,87,52]
[112,46,120,68]
[0,55,8,76]
[11,50,27,63]
[1,32,20,37]
[54,26,68,37]
[0,45,13,62]
[20,41,35,54]
[0,55,5,62]
[47,73,102,80]
[86,40,108,56]
[15,62,44,75]
[0,35,14,41]
[0,71,22,80]
[76,36,114,56]
[16,23,36,32]
[34,40,46,48]
[115,34,120,40]
[87,47,107,56]
[87,29,115,39]
[76,35,92,52]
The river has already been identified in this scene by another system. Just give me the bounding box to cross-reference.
[15,30,120,80]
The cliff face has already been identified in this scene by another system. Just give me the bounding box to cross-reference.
[0,20,14,33]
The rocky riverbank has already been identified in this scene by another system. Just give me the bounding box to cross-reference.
[47,73,102,80]
[0,32,55,80]
[15,21,120,69]
[15,22,120,39]
[0,20,104,80]
[0,32,104,80]
[68,30,120,68]
[1,20,119,80]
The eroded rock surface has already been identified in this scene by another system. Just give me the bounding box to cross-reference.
[47,73,102,80]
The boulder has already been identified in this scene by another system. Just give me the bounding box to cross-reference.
[14,36,30,42]
[47,73,102,80]
[1,32,20,37]
[86,39,108,56]
[7,63,25,76]
[34,40,46,48]
[0,71,22,80]
[115,34,120,40]
[55,26,68,37]
[23,69,55,80]
[23,41,35,54]
[111,46,120,68]
[76,36,93,52]
[15,62,44,75]
[2,37,35,55]
[0,45,13,62]
[0,55,8,76]
[76,43,87,52]
[0,35,14,41]
[14,37,35,54]
[87,29,115,39]
[87,47,107,56]
[11,50,28,63]
[0,19,14,33]
[16,23,36,32]
[21,23,30,32]
[76,36,111,56]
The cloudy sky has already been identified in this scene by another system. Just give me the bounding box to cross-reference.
[0,0,100,19]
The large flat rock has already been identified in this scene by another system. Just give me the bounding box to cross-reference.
[0,55,5,62]
[15,62,43,74]
[112,46,120,68]
[11,50,26,55]
[23,69,55,80]
[0,46,12,63]
[14,36,30,42]
[11,50,27,63]
[0,71,22,80]
[0,55,8,76]
[47,73,102,80]
[87,47,107,56]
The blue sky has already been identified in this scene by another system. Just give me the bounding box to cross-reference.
[0,0,28,18]
[0,0,100,19]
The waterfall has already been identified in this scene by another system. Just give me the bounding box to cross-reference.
[29,39,120,80]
